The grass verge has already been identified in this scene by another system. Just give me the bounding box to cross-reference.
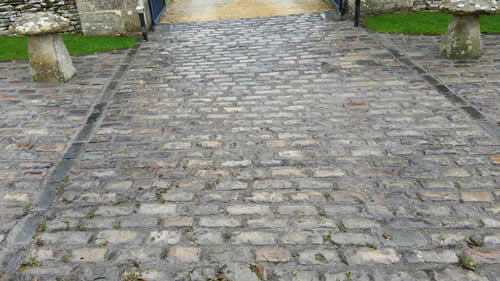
[0,34,137,61]
[364,12,500,34]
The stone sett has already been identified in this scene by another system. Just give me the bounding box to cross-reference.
[1,11,499,281]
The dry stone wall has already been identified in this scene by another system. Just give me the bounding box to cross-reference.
[0,0,81,35]
[344,0,443,16]
[413,0,441,9]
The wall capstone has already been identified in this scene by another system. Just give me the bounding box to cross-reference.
[343,0,443,16]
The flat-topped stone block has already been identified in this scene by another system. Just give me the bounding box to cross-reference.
[439,0,498,59]
[9,12,76,82]
[9,12,71,35]
[439,0,498,15]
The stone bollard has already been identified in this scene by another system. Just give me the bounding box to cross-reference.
[9,12,76,82]
[439,0,498,60]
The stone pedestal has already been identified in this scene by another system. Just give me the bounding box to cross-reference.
[440,15,481,59]
[9,12,76,82]
[27,34,76,82]
[439,0,498,60]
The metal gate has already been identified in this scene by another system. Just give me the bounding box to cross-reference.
[330,0,343,14]
[148,0,167,25]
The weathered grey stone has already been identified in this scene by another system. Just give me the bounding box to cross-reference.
[331,233,379,246]
[298,249,341,264]
[10,12,76,82]
[372,271,432,281]
[406,249,459,263]
[342,218,381,229]
[275,270,319,281]
[3,9,500,281]
[465,248,500,264]
[256,248,291,262]
[71,248,106,262]
[224,263,263,281]
[484,234,500,247]
[381,231,427,248]
[75,0,152,35]
[440,15,482,59]
[168,247,200,263]
[432,266,489,281]
[199,216,242,227]
[29,33,76,82]
[10,12,68,34]
[147,230,182,245]
[0,1,81,34]
[232,231,276,245]
[96,230,138,244]
[39,232,91,245]
[439,0,498,59]
[325,271,370,281]
[430,232,467,246]
[439,0,498,15]
[344,248,401,265]
[115,247,162,262]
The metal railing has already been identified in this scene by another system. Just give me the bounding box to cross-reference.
[331,0,343,14]
[137,0,149,41]
[354,0,361,27]
[332,0,361,27]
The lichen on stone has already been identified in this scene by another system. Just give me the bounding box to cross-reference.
[9,12,70,35]
[439,0,498,15]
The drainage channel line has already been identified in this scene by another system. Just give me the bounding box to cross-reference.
[2,42,141,274]
[374,34,500,139]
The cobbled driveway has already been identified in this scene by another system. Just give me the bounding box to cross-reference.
[1,12,500,281]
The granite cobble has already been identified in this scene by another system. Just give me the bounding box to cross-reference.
[1,11,499,281]
[377,32,500,128]
[0,50,131,276]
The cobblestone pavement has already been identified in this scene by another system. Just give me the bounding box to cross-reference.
[376,32,500,129]
[0,50,132,276]
[1,12,500,281]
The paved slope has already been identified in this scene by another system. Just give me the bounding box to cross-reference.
[3,12,500,281]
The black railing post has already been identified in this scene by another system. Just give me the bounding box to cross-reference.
[137,1,148,41]
[354,0,361,27]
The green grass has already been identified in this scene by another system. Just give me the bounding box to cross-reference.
[0,34,137,61]
[364,12,500,34]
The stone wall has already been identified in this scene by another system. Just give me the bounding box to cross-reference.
[0,0,81,35]
[413,0,441,10]
[344,0,442,16]
[75,0,152,35]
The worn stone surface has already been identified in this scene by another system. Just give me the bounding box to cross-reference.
[440,15,482,59]
[432,266,489,281]
[439,0,498,60]
[26,33,76,82]
[10,12,76,82]
[75,0,153,35]
[0,46,129,276]
[1,11,499,281]
[0,0,81,34]
[439,0,498,15]
[9,12,70,35]
[377,31,500,127]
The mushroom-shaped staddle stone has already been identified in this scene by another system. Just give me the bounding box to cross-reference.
[9,12,71,35]
[439,0,498,59]
[10,12,76,82]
